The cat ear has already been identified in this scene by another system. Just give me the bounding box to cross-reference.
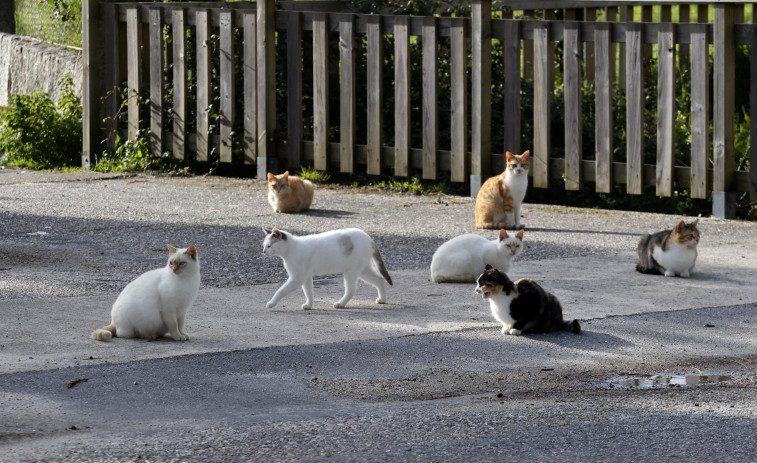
[184,245,198,261]
[167,245,177,254]
[505,151,514,162]
[485,264,493,270]
[674,220,686,232]
[262,227,271,236]
[521,150,531,160]
[498,229,507,241]
[282,171,290,180]
[516,229,525,241]
[691,218,700,226]
[267,172,275,182]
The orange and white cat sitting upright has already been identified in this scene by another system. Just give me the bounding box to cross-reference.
[474,150,530,230]
[267,171,315,213]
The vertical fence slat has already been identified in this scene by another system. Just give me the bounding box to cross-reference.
[422,17,438,180]
[257,0,276,177]
[584,7,595,83]
[103,2,120,152]
[172,9,187,160]
[564,21,582,191]
[219,11,234,163]
[394,16,410,177]
[679,5,691,69]
[471,0,492,194]
[503,20,520,154]
[532,22,551,188]
[713,4,736,217]
[340,15,356,173]
[286,12,302,169]
[366,15,382,175]
[313,12,329,171]
[196,9,210,162]
[618,6,632,90]
[690,23,709,199]
[656,23,675,197]
[149,8,163,157]
[243,12,257,165]
[126,6,142,141]
[595,22,613,193]
[626,23,644,195]
[751,32,757,201]
[523,10,534,81]
[450,20,468,183]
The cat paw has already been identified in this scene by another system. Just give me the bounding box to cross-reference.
[506,329,523,336]
[266,300,276,309]
[680,271,691,278]
[333,302,344,309]
[174,334,188,341]
[376,297,386,304]
[301,303,312,310]
[664,270,676,277]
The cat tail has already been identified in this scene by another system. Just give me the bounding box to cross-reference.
[635,264,663,275]
[91,324,117,341]
[371,244,393,286]
[562,320,581,334]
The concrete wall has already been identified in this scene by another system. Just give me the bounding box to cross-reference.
[0,32,82,107]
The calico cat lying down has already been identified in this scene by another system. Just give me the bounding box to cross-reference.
[636,219,700,277]
[476,265,580,336]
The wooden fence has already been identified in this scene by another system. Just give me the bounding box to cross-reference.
[82,0,757,218]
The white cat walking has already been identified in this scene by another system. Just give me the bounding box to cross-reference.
[91,245,201,342]
[430,229,524,283]
[262,228,392,310]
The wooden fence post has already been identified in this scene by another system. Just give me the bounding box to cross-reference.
[471,0,492,197]
[257,0,277,178]
[82,0,105,169]
[713,3,736,218]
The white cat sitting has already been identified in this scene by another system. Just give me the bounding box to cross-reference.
[430,229,524,283]
[262,228,392,310]
[91,245,200,342]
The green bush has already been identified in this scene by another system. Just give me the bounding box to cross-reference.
[0,76,82,169]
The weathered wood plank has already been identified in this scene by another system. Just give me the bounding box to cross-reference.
[503,20,520,155]
[243,12,257,165]
[219,10,234,163]
[422,16,438,180]
[149,8,163,157]
[394,16,410,177]
[126,6,142,141]
[656,22,675,197]
[595,21,613,193]
[584,7,595,83]
[256,0,276,177]
[563,21,582,191]
[532,22,551,188]
[751,30,757,200]
[450,20,468,183]
[679,5,691,70]
[340,15,356,173]
[690,23,709,199]
[366,15,382,175]
[103,2,121,152]
[471,0,491,194]
[313,12,329,171]
[713,5,735,195]
[195,9,210,162]
[286,12,302,169]
[625,22,644,195]
[172,8,187,160]
[618,5,631,90]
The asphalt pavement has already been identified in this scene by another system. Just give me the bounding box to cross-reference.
[1,168,756,462]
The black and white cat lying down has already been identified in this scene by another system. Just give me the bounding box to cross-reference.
[475,265,581,336]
